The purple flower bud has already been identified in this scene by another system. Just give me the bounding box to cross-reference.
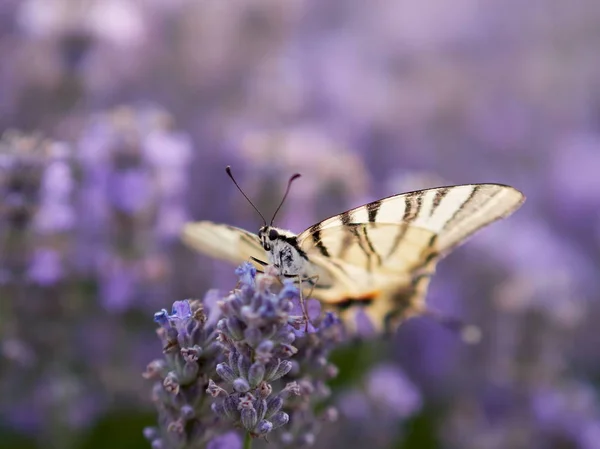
[280,432,294,445]
[255,419,273,435]
[170,300,193,343]
[322,406,339,422]
[153,309,170,328]
[264,358,280,379]
[152,383,169,404]
[266,396,283,418]
[207,432,242,449]
[233,378,250,393]
[241,305,260,325]
[241,407,258,431]
[143,359,167,380]
[244,327,263,347]
[322,312,340,328]
[271,411,290,429]
[226,317,245,340]
[143,427,159,441]
[325,363,339,379]
[276,329,296,344]
[151,440,164,449]
[227,294,243,313]
[288,360,301,377]
[316,382,331,399]
[163,372,180,395]
[256,340,275,363]
[299,379,315,396]
[171,300,192,320]
[255,398,267,422]
[237,356,250,380]
[218,299,233,316]
[269,360,292,381]
[235,262,257,286]
[216,363,236,384]
[211,401,227,419]
[279,280,299,300]
[180,405,195,420]
[248,362,265,387]
[299,433,315,446]
[228,350,241,377]
[217,318,228,333]
[223,395,238,418]
[180,361,199,384]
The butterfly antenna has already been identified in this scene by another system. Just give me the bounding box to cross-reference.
[226,166,267,226]
[270,173,301,226]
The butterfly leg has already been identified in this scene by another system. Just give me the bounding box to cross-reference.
[304,275,320,331]
[298,275,320,332]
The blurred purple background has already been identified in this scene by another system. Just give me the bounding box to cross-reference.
[1,1,600,448]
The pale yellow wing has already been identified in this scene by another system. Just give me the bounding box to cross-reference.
[300,184,525,256]
[182,221,266,270]
[299,224,438,332]
[297,184,525,332]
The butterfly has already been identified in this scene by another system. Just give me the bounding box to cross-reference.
[182,167,525,334]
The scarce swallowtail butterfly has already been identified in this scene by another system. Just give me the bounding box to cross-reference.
[183,167,525,335]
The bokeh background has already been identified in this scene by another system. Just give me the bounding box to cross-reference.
[2,1,600,448]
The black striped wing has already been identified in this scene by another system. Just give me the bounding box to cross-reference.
[297,184,525,331]
[182,221,266,270]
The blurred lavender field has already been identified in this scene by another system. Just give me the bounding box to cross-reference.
[2,1,600,448]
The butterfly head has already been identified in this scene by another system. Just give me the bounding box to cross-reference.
[258,226,279,252]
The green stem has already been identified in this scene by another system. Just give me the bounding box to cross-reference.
[243,432,253,449]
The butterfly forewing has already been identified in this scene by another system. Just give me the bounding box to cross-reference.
[182,221,266,270]
[299,184,524,256]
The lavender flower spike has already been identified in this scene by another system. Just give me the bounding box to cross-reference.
[145,263,344,448]
[144,296,223,449]
[207,263,304,440]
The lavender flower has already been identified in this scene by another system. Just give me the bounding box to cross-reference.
[207,263,305,440]
[144,297,222,449]
[76,105,192,311]
[276,310,345,447]
[145,263,345,448]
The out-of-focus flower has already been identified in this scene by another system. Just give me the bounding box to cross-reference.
[76,105,192,310]
[332,363,421,448]
[0,130,75,284]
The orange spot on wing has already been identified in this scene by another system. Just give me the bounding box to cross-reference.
[332,291,381,310]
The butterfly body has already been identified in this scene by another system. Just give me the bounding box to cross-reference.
[257,226,310,278]
[183,183,525,333]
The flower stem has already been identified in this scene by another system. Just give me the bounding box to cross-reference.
[243,432,252,449]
